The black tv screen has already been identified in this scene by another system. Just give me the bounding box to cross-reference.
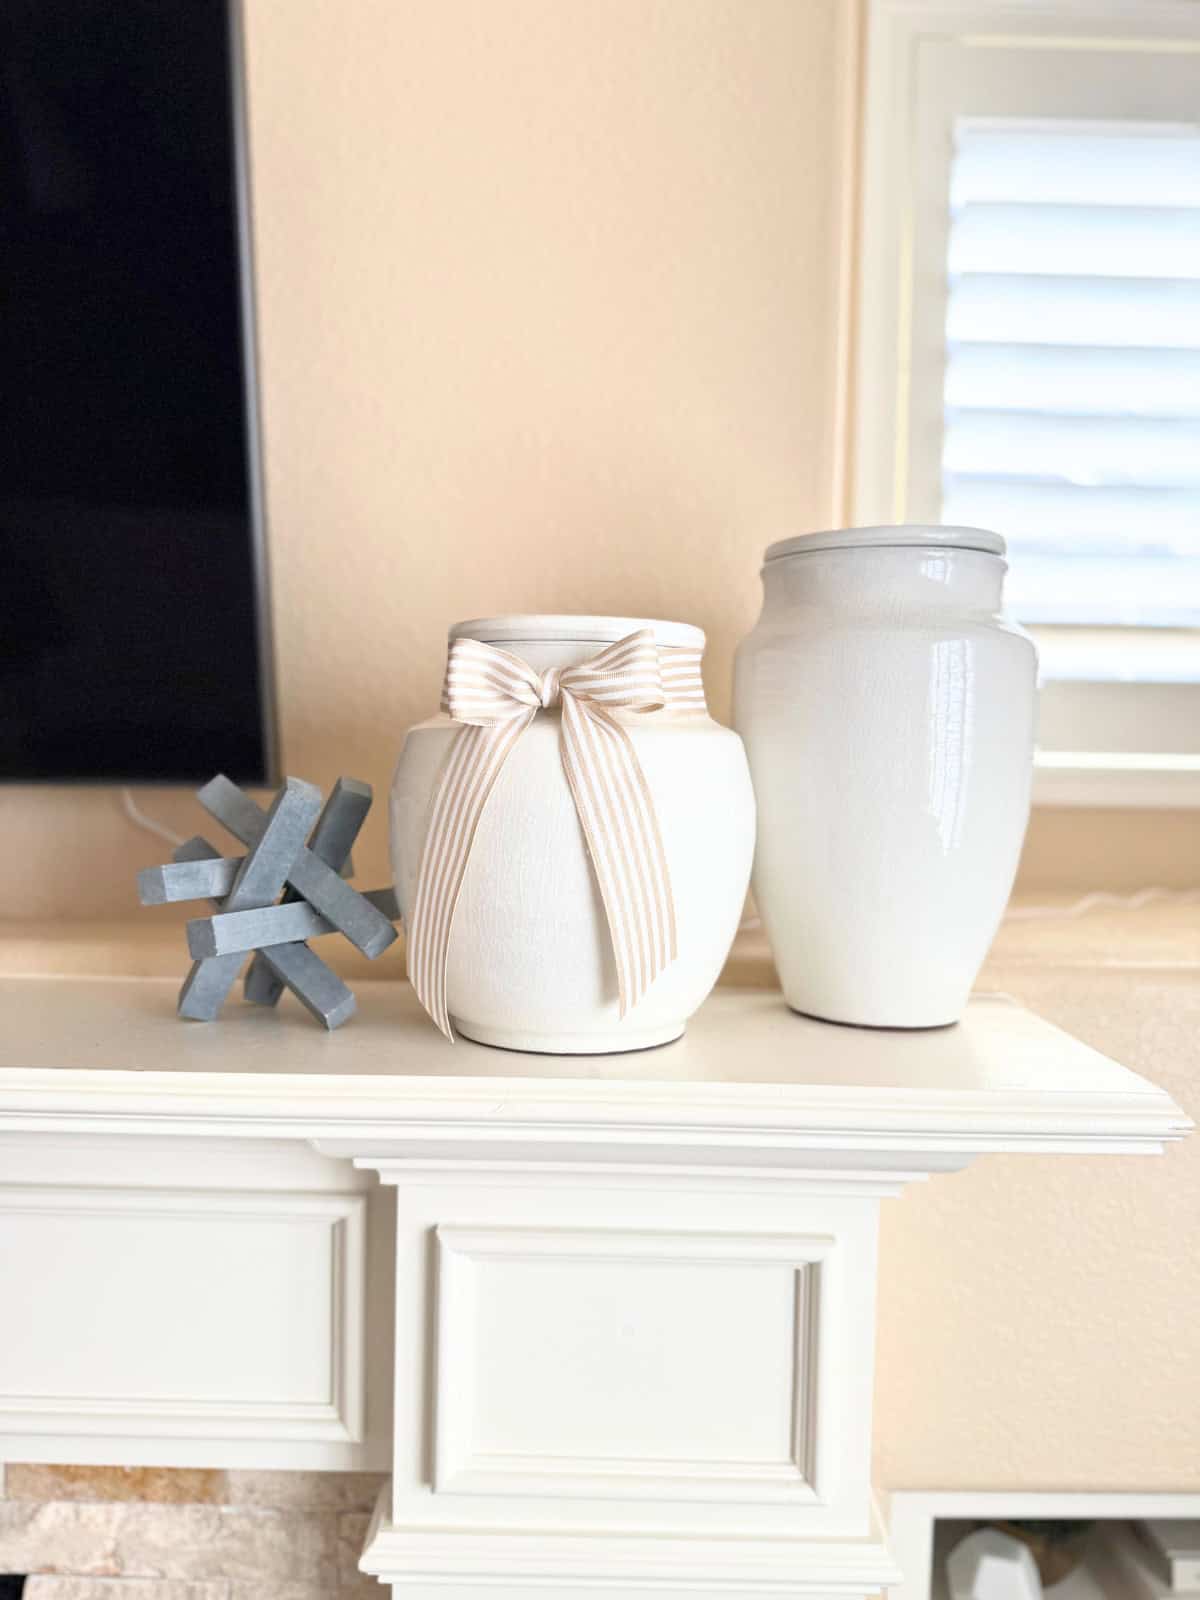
[1,0,275,783]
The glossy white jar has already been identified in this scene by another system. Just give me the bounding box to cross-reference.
[391,615,756,1053]
[733,527,1036,1028]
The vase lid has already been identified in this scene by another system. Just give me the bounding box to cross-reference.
[449,614,705,650]
[764,525,1005,563]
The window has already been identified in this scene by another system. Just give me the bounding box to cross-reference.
[944,119,1200,628]
[855,0,1200,806]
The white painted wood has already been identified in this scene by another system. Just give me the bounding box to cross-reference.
[0,1185,362,1433]
[352,1150,886,1597]
[374,1167,883,1539]
[362,1478,903,1598]
[856,0,1200,529]
[854,0,1200,798]
[432,1223,827,1502]
[0,974,1186,1594]
[888,1491,1200,1600]
[1033,750,1200,808]
[0,979,1186,1158]
[0,1133,394,1470]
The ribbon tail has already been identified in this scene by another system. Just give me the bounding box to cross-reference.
[407,710,534,1039]
[558,694,677,1018]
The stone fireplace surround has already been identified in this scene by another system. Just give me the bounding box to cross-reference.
[0,1464,385,1598]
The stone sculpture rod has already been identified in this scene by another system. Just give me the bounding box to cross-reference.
[178,778,323,1021]
[243,776,374,1006]
[190,888,401,958]
[197,774,397,960]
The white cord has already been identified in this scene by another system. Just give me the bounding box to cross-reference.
[1004,885,1200,921]
[119,787,187,849]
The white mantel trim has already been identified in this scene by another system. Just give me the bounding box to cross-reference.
[360,1480,904,1596]
[0,982,1187,1169]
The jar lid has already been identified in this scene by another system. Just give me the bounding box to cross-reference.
[764,525,1006,563]
[449,614,705,650]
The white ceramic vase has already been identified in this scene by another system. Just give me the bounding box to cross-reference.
[733,527,1037,1028]
[391,615,756,1053]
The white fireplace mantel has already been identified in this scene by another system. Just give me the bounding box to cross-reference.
[0,975,1188,1598]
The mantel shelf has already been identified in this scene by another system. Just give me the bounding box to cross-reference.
[0,972,1189,1594]
[0,975,1187,1163]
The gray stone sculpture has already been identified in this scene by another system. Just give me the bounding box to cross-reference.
[137,774,400,1029]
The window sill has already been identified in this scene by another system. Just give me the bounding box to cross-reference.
[1033,751,1200,809]
[1029,627,1200,806]
[1030,626,1200,687]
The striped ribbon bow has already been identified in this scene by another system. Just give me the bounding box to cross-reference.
[407,629,701,1041]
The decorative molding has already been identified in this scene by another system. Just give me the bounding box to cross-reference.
[827,0,864,527]
[360,1158,929,1196]
[854,0,1200,529]
[0,973,1187,1593]
[0,1185,366,1444]
[851,0,1200,788]
[863,0,1200,27]
[1033,751,1200,810]
[361,1480,902,1596]
[0,984,1186,1163]
[432,1224,828,1503]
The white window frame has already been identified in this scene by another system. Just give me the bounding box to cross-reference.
[854,0,1200,808]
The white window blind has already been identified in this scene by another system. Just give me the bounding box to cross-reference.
[941,120,1200,626]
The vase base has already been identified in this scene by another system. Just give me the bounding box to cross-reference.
[451,1017,686,1056]
[786,1004,961,1033]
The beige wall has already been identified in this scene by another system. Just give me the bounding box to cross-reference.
[2,0,1200,1510]
[0,0,1197,1509]
[877,905,1200,1492]
[1019,808,1198,893]
[4,0,855,918]
[5,0,1188,921]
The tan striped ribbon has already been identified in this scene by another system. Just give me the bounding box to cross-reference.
[407,629,706,1040]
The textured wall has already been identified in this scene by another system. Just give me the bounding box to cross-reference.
[875,903,1200,1492]
[0,2,1196,1511]
[4,0,1189,923]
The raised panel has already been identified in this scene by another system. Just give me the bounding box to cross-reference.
[0,1186,365,1443]
[434,1225,827,1501]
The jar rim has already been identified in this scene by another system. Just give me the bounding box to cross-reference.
[764,525,1006,563]
[449,614,705,650]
